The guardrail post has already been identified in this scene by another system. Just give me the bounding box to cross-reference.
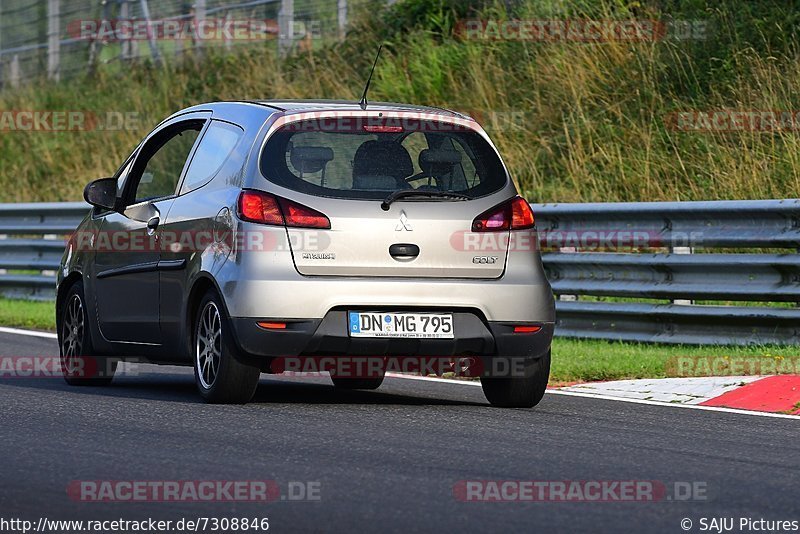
[47,0,60,81]
[670,245,694,305]
[42,235,58,279]
[278,0,294,57]
[0,234,6,276]
[558,246,578,302]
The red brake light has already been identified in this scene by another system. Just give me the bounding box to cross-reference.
[237,190,331,229]
[472,197,535,232]
[238,190,283,225]
[279,198,331,229]
[363,125,404,133]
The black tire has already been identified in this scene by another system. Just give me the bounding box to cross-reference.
[193,290,260,404]
[480,350,551,408]
[330,372,385,391]
[58,281,116,386]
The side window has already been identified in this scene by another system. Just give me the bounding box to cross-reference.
[180,121,244,195]
[133,125,202,204]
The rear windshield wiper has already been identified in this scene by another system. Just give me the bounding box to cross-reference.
[381,190,472,211]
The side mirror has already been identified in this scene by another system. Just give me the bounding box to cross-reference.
[83,177,118,211]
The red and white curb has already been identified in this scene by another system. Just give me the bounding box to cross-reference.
[558,375,800,415]
[558,376,763,405]
[386,373,800,419]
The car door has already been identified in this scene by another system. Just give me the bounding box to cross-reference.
[157,120,246,345]
[93,115,208,344]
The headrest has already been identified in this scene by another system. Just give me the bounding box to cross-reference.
[290,146,334,175]
[419,149,462,173]
[353,141,414,182]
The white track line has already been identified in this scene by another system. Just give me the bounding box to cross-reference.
[386,373,800,420]
[0,326,57,340]
[0,331,795,419]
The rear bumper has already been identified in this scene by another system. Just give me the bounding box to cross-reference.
[230,312,554,368]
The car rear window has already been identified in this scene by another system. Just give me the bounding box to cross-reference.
[259,118,508,200]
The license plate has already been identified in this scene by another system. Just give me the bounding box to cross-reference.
[348,312,454,339]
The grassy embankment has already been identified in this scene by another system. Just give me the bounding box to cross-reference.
[0,0,799,202]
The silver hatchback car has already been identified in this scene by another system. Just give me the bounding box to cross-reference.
[57,100,555,407]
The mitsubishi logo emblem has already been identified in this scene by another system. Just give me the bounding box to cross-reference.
[396,211,413,232]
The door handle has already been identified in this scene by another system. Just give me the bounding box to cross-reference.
[146,216,160,236]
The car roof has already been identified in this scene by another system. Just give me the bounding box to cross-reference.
[255,99,469,117]
[177,100,472,120]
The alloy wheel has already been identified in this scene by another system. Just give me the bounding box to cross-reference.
[61,294,84,373]
[196,301,222,389]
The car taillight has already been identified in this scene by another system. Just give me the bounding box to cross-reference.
[237,190,331,229]
[238,190,283,225]
[472,196,535,232]
[280,198,331,229]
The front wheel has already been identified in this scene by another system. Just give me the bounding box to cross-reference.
[193,291,261,404]
[480,351,551,408]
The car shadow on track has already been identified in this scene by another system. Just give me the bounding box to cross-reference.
[0,373,487,407]
[250,378,486,407]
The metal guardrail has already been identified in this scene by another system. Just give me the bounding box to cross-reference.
[535,199,800,345]
[1,199,799,345]
[0,202,88,299]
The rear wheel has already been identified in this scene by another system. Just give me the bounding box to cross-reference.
[193,291,261,404]
[480,350,551,408]
[58,282,116,386]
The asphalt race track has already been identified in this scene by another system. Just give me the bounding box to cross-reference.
[0,331,798,533]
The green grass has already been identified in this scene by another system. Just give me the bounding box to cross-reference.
[3,297,799,384]
[549,338,800,384]
[2,0,800,203]
[0,298,55,331]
